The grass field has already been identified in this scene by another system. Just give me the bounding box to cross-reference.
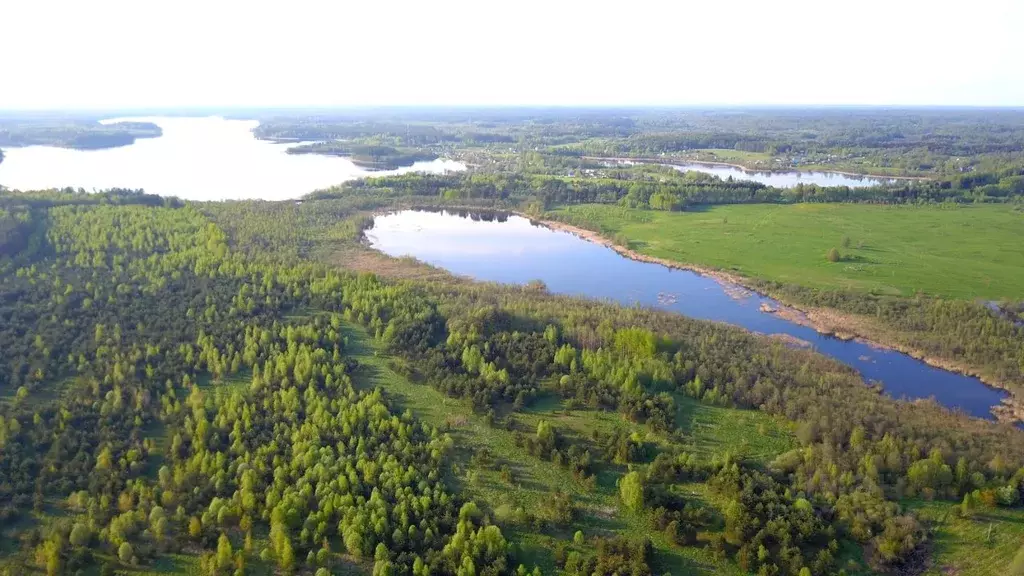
[551,203,1024,300]
[908,500,1024,576]
[690,149,773,165]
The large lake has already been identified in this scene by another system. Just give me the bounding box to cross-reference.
[367,209,1009,421]
[0,116,464,200]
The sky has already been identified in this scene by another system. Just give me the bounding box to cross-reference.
[2,0,1023,110]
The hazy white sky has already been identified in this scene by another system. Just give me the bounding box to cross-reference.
[3,0,1022,109]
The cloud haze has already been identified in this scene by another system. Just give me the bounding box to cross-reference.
[3,0,1022,109]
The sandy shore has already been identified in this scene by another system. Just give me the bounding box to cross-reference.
[536,216,1022,424]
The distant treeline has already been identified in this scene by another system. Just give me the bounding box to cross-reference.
[254,119,514,147]
[315,170,1024,210]
[0,120,162,150]
[250,107,1024,177]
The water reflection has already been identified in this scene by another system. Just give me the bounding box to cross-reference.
[368,209,1009,421]
[0,116,465,201]
[608,159,901,188]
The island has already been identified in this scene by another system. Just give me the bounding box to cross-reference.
[0,119,162,151]
[285,141,438,170]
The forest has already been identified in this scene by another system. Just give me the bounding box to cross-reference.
[0,118,162,151]
[285,143,438,170]
[1,187,1024,576]
[249,108,1024,179]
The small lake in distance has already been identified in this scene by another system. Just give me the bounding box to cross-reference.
[367,209,1009,421]
[605,158,901,188]
[0,116,465,201]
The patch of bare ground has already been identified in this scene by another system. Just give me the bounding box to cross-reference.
[326,244,454,281]
[993,398,1024,425]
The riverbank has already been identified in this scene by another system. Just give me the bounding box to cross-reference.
[537,215,1022,424]
[585,155,933,182]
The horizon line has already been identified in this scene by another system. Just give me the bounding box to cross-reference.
[3,103,1024,114]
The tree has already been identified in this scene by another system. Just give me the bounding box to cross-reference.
[620,471,645,512]
[35,540,62,576]
[216,533,233,571]
[280,537,295,572]
[961,493,975,517]
[573,530,585,545]
[69,523,91,547]
[118,542,134,564]
[827,247,841,262]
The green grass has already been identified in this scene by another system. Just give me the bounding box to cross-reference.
[195,370,252,394]
[691,149,773,164]
[907,500,1024,576]
[552,203,1024,300]
[339,322,804,575]
[673,394,795,467]
[0,377,73,408]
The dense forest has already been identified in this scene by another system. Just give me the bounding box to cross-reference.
[2,188,1024,575]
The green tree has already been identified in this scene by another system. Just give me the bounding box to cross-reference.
[217,533,234,571]
[69,523,91,547]
[280,537,295,572]
[118,542,134,564]
[620,471,645,512]
[961,492,975,517]
[35,540,62,576]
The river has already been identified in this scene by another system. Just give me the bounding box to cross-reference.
[0,116,464,200]
[366,209,1010,421]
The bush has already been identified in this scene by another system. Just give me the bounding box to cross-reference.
[827,247,841,262]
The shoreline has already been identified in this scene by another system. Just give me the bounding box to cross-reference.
[534,215,1021,424]
[584,155,933,182]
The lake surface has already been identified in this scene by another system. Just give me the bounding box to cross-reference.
[605,158,900,188]
[367,209,1009,421]
[0,117,464,201]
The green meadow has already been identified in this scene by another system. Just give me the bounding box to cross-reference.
[551,203,1024,300]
